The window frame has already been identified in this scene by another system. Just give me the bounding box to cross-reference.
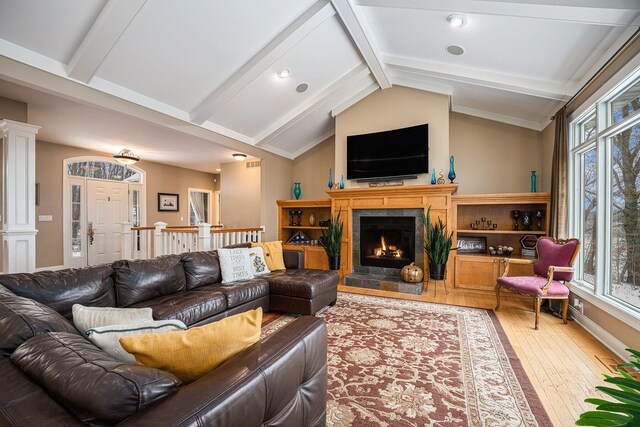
[568,63,640,327]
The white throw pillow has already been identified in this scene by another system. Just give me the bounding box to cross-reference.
[248,246,271,276]
[218,248,255,284]
[86,320,187,363]
[72,304,154,335]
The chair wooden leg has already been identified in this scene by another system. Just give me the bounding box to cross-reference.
[495,284,501,311]
[534,297,541,330]
[562,298,569,324]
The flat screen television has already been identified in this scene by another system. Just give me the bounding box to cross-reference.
[346,124,428,180]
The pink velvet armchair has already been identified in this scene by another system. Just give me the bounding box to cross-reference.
[495,237,580,330]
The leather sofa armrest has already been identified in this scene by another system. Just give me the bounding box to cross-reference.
[283,249,304,269]
[118,316,327,427]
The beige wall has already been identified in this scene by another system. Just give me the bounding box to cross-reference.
[0,96,27,122]
[35,140,216,267]
[335,86,449,187]
[541,121,554,193]
[293,135,334,199]
[260,155,294,241]
[220,161,261,230]
[570,295,640,350]
[450,112,543,194]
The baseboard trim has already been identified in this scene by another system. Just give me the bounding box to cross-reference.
[34,265,65,272]
[569,306,630,362]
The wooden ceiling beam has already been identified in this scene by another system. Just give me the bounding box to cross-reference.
[189,0,336,125]
[67,0,148,83]
[331,0,391,89]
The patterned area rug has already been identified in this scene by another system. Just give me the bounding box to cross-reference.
[263,293,552,427]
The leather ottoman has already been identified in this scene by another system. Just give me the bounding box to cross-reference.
[265,269,339,315]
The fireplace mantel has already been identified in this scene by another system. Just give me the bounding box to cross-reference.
[326,184,458,284]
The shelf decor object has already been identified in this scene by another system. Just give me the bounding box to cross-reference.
[512,210,521,230]
[448,156,456,183]
[431,168,436,184]
[293,182,301,200]
[340,175,344,189]
[309,212,316,226]
[520,234,538,257]
[456,235,487,253]
[287,230,310,244]
[437,170,445,184]
[535,210,544,231]
[328,168,333,190]
[530,170,537,192]
[521,211,532,230]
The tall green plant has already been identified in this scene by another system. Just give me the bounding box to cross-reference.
[577,348,640,426]
[423,207,456,265]
[320,209,344,257]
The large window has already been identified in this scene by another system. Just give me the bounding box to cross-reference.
[570,66,640,314]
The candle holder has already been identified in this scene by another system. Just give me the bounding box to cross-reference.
[295,210,303,226]
[512,210,520,231]
[289,210,296,226]
[470,218,497,230]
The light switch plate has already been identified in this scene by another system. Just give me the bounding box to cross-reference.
[39,215,53,222]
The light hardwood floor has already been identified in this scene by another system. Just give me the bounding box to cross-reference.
[263,283,621,426]
[331,284,621,427]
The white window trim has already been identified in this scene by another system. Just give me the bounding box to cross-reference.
[568,63,640,329]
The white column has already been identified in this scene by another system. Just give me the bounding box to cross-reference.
[197,223,211,251]
[121,222,132,259]
[153,221,167,257]
[0,120,40,273]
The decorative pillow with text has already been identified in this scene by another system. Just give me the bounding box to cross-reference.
[218,248,255,284]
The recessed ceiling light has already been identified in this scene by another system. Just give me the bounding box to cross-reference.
[277,69,290,79]
[296,83,309,93]
[215,168,221,172]
[446,45,465,56]
[232,153,247,161]
[447,14,467,28]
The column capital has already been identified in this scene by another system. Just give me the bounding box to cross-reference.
[0,119,41,134]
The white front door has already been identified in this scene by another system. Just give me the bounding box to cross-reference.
[87,180,129,265]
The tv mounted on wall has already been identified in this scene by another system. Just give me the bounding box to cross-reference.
[346,123,428,180]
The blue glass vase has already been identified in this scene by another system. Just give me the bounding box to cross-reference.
[448,156,456,183]
[328,168,333,189]
[293,182,301,200]
[431,168,436,185]
[530,171,537,193]
[340,175,344,189]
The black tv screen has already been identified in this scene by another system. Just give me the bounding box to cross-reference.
[346,124,428,180]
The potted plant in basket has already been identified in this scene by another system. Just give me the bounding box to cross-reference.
[320,209,344,270]
[423,207,457,280]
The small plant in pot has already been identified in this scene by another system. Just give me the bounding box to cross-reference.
[423,207,457,280]
[320,209,344,270]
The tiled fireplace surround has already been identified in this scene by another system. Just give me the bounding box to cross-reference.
[326,185,457,293]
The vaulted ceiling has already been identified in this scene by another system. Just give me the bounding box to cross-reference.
[0,0,638,169]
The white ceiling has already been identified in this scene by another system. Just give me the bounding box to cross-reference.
[0,0,638,165]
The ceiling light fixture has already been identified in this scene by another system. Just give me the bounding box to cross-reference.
[277,69,290,79]
[447,14,466,28]
[232,153,247,161]
[446,45,465,56]
[113,149,140,165]
[215,168,221,172]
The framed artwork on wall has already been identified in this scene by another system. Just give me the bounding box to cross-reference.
[158,193,179,211]
[456,235,487,253]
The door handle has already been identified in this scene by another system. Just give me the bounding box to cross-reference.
[88,221,95,245]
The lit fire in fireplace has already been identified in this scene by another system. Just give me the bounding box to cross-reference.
[373,236,404,258]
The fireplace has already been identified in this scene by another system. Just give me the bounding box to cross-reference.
[360,216,415,269]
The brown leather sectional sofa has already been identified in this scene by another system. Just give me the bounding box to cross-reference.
[0,249,338,426]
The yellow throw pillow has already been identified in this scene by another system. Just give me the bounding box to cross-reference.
[119,308,262,383]
[251,241,286,271]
